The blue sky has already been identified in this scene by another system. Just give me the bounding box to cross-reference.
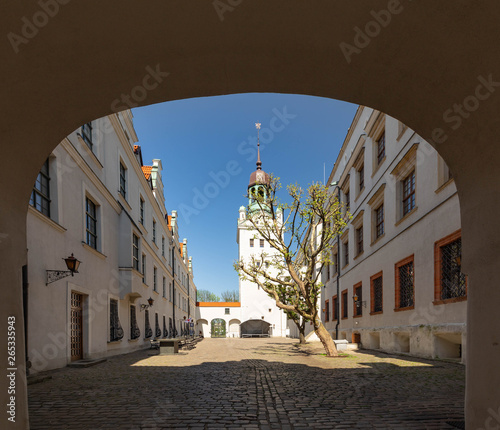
[132,93,357,297]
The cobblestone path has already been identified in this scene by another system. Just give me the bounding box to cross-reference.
[28,338,465,429]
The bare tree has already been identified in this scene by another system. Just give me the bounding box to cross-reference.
[234,175,347,357]
[220,290,239,302]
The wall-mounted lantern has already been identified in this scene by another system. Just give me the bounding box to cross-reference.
[46,254,81,285]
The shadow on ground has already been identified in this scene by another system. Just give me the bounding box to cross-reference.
[28,347,464,429]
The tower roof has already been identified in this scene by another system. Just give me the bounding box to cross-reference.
[249,122,270,188]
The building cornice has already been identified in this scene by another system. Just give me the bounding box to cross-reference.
[60,138,122,214]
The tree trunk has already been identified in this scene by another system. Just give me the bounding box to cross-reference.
[298,329,306,344]
[314,321,338,357]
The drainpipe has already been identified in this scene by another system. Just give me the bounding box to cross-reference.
[335,232,341,341]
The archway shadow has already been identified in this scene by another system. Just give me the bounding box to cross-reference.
[28,349,464,429]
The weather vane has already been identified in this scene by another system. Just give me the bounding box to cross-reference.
[255,123,261,130]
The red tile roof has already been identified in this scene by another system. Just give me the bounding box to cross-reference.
[141,166,152,180]
[167,215,172,231]
[179,242,184,257]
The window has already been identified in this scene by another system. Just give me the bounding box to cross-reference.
[375,204,384,239]
[343,240,349,267]
[85,197,97,249]
[325,300,330,322]
[332,295,338,321]
[81,122,93,150]
[30,158,50,217]
[162,236,165,257]
[153,219,156,243]
[250,238,254,247]
[225,308,230,315]
[395,255,415,310]
[162,277,166,298]
[119,162,127,199]
[370,272,383,314]
[325,262,330,281]
[377,133,385,166]
[345,189,350,213]
[402,170,416,216]
[132,234,139,271]
[169,282,172,302]
[142,254,146,283]
[155,313,161,338]
[109,299,124,341]
[332,251,338,276]
[342,290,348,319]
[153,267,157,292]
[260,239,264,248]
[140,198,144,224]
[353,283,363,317]
[130,305,140,339]
[358,164,364,192]
[163,316,168,338]
[144,309,152,338]
[356,226,363,256]
[434,231,467,303]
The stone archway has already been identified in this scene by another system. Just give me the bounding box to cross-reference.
[211,318,227,338]
[1,2,500,428]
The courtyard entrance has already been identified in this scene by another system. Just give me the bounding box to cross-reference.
[211,318,226,338]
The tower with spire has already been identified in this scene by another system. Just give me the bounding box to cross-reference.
[236,123,287,338]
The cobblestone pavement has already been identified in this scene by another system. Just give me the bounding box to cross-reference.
[28,338,465,429]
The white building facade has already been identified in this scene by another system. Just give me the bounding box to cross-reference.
[26,110,197,373]
[321,107,466,362]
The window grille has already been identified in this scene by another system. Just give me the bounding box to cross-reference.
[82,122,93,149]
[345,190,350,213]
[376,204,384,238]
[377,133,385,165]
[153,267,157,291]
[140,198,144,224]
[155,313,161,338]
[133,235,139,271]
[333,296,338,320]
[144,309,152,338]
[119,162,127,199]
[359,165,364,191]
[325,300,330,322]
[153,220,156,243]
[85,198,97,249]
[130,306,140,339]
[30,158,50,217]
[163,277,166,298]
[260,239,264,248]
[343,241,349,267]
[440,238,466,300]
[342,291,348,318]
[372,276,383,313]
[398,261,414,308]
[225,308,230,315]
[354,285,363,317]
[142,254,146,283]
[110,299,124,341]
[402,171,416,216]
[163,316,168,338]
[356,226,363,255]
[162,237,165,256]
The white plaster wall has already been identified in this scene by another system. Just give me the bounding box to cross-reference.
[322,107,466,362]
[237,214,288,337]
[27,112,199,373]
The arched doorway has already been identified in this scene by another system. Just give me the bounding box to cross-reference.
[1,3,500,428]
[228,319,241,338]
[211,319,226,338]
[241,320,271,338]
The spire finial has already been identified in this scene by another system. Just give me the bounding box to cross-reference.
[255,122,262,170]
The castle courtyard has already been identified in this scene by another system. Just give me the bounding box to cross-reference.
[28,338,464,429]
